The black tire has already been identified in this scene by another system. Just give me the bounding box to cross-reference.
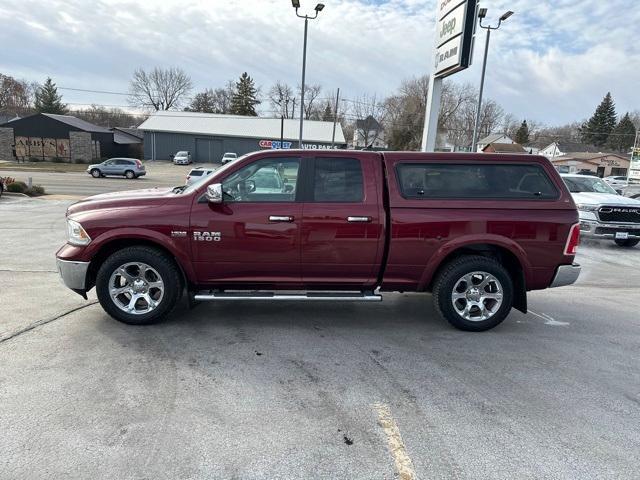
[91,169,101,178]
[125,170,135,179]
[614,238,640,248]
[95,246,183,325]
[432,255,514,332]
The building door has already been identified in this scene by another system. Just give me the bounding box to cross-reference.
[597,166,605,177]
[195,138,223,163]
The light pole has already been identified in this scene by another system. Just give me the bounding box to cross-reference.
[292,1,324,148]
[471,9,514,152]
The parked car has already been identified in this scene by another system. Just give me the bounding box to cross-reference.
[185,167,214,186]
[221,152,238,164]
[57,151,580,332]
[87,158,146,179]
[561,174,640,248]
[603,176,629,189]
[173,151,192,165]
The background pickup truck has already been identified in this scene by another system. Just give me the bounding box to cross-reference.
[56,151,581,332]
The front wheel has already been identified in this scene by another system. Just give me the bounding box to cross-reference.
[614,238,640,248]
[91,169,101,178]
[95,246,182,325]
[433,255,514,332]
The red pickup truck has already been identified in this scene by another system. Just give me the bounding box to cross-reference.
[56,151,581,331]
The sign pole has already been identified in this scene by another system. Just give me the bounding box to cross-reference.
[421,77,443,152]
[331,87,340,148]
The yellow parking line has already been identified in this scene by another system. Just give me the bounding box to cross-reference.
[374,402,417,480]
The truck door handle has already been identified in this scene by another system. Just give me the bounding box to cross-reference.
[347,216,372,223]
[269,215,294,222]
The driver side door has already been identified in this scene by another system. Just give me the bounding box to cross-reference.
[190,156,304,287]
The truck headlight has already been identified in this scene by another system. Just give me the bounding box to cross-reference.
[67,219,91,246]
[576,204,598,212]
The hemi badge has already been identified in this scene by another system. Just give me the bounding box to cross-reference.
[171,231,187,238]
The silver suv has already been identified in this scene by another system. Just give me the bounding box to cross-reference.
[87,158,146,179]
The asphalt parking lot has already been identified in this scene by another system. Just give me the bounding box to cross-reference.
[1,196,639,479]
[0,161,218,196]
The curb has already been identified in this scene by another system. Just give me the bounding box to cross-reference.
[2,192,29,197]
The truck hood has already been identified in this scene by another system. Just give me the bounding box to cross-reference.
[571,192,640,206]
[67,187,178,216]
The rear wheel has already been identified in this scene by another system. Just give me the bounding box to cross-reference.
[614,238,640,248]
[91,169,101,178]
[125,170,135,179]
[96,246,182,325]
[433,256,514,332]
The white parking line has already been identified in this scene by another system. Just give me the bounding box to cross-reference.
[373,402,417,480]
[529,310,570,326]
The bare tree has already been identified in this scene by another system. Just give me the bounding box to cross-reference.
[268,81,294,118]
[298,83,322,120]
[0,73,34,116]
[186,82,234,114]
[350,94,387,148]
[128,67,193,111]
[384,75,429,150]
[74,104,146,128]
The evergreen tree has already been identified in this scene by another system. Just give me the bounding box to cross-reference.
[34,77,67,114]
[321,102,333,121]
[606,113,637,153]
[580,92,617,146]
[515,120,530,145]
[229,72,260,116]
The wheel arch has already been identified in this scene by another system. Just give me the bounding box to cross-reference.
[420,238,529,313]
[86,237,192,291]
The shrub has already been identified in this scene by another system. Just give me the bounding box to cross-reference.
[51,157,67,163]
[26,185,46,196]
[73,158,90,164]
[28,156,43,163]
[7,181,28,193]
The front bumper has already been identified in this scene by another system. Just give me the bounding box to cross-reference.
[56,258,90,290]
[550,264,581,288]
[579,220,640,239]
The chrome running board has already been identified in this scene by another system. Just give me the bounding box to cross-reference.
[193,291,382,302]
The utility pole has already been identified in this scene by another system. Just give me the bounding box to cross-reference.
[331,87,340,148]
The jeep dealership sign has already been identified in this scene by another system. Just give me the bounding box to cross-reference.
[434,0,477,78]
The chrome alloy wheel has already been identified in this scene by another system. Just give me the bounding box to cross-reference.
[451,271,503,322]
[108,262,164,315]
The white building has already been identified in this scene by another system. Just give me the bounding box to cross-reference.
[538,141,602,159]
[353,116,386,149]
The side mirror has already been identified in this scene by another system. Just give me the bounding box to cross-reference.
[206,183,223,204]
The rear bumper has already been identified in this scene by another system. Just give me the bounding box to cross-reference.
[56,258,90,290]
[579,220,640,239]
[549,264,581,288]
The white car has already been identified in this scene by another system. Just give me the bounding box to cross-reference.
[561,174,640,248]
[185,167,214,186]
[173,151,192,165]
[221,152,238,165]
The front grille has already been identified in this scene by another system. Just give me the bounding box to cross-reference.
[598,206,640,224]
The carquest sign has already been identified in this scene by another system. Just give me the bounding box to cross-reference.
[259,140,340,150]
[259,140,293,149]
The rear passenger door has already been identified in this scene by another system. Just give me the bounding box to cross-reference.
[300,155,384,288]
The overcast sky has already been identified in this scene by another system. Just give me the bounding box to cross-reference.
[0,0,638,126]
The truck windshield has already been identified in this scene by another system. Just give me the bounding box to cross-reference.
[563,176,618,194]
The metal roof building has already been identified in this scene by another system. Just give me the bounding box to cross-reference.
[138,111,346,163]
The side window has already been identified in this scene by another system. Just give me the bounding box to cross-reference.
[222,158,299,203]
[397,163,558,200]
[313,158,363,202]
